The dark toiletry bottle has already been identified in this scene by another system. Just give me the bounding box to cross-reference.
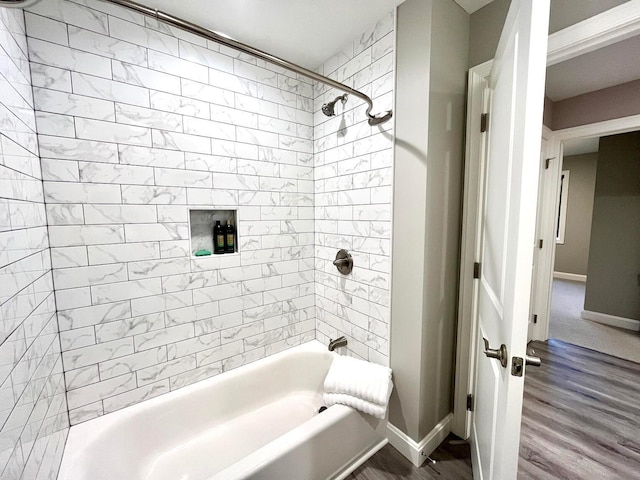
[225,219,235,253]
[214,220,225,254]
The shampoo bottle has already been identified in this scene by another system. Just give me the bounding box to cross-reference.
[225,219,235,253]
[214,220,225,254]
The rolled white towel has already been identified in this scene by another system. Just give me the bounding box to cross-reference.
[323,393,388,419]
[324,354,392,406]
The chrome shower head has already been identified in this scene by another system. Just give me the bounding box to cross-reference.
[321,94,348,117]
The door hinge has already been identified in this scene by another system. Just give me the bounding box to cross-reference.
[473,262,481,279]
[467,394,474,411]
[480,113,488,132]
[533,314,538,324]
[538,239,543,249]
[545,157,552,169]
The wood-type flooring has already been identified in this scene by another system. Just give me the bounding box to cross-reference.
[519,339,640,479]
[352,338,640,479]
[349,435,472,479]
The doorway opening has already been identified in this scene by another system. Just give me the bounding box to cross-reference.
[542,134,640,362]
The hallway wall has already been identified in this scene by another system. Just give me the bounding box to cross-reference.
[585,132,640,321]
[0,6,68,479]
[554,153,597,276]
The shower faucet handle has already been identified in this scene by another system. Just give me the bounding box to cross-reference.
[332,249,353,275]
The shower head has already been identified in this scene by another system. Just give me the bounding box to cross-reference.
[368,110,393,126]
[321,94,348,117]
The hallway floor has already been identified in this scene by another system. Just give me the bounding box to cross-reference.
[350,435,472,479]
[519,339,640,479]
[548,279,640,363]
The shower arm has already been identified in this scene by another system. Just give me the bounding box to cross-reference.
[101,0,393,126]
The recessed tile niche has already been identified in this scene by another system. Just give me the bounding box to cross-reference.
[189,209,238,256]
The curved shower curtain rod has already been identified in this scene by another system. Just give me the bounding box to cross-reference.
[98,0,393,126]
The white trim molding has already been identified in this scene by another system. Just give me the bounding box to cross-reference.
[547,1,640,66]
[581,310,640,332]
[553,272,586,282]
[386,414,453,467]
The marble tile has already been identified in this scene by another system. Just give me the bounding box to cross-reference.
[75,117,151,146]
[90,278,162,304]
[58,300,131,330]
[130,291,192,317]
[28,0,108,34]
[95,313,165,343]
[66,372,136,409]
[119,145,184,169]
[30,64,71,93]
[108,16,178,56]
[87,242,159,265]
[72,72,150,108]
[53,262,127,289]
[103,379,169,413]
[48,224,124,247]
[68,26,147,65]
[62,337,134,370]
[148,50,208,83]
[34,87,115,121]
[136,354,196,386]
[99,346,167,380]
[28,38,112,78]
[38,135,118,163]
[79,162,154,185]
[112,60,181,94]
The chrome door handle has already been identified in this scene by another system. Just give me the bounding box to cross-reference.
[525,346,541,367]
[483,338,508,368]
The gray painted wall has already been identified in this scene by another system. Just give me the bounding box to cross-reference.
[469,0,628,67]
[390,0,468,442]
[551,79,640,130]
[554,153,598,276]
[469,1,640,131]
[585,132,640,320]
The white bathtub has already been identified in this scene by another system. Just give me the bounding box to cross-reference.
[58,341,387,480]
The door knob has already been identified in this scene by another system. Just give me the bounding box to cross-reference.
[525,345,541,367]
[483,337,508,368]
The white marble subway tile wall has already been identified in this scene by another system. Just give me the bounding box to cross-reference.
[0,6,69,480]
[313,12,395,365]
[25,0,315,424]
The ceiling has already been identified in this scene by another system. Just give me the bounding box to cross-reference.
[563,137,599,156]
[546,33,640,101]
[137,0,491,70]
[138,0,404,69]
[454,0,495,14]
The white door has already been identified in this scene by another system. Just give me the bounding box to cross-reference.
[470,1,550,479]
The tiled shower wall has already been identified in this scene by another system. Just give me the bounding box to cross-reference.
[0,6,69,480]
[313,13,394,365]
[26,0,316,425]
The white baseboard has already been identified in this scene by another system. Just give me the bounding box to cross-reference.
[553,271,587,282]
[386,413,453,467]
[581,310,640,332]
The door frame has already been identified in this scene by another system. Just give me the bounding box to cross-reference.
[451,0,640,439]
